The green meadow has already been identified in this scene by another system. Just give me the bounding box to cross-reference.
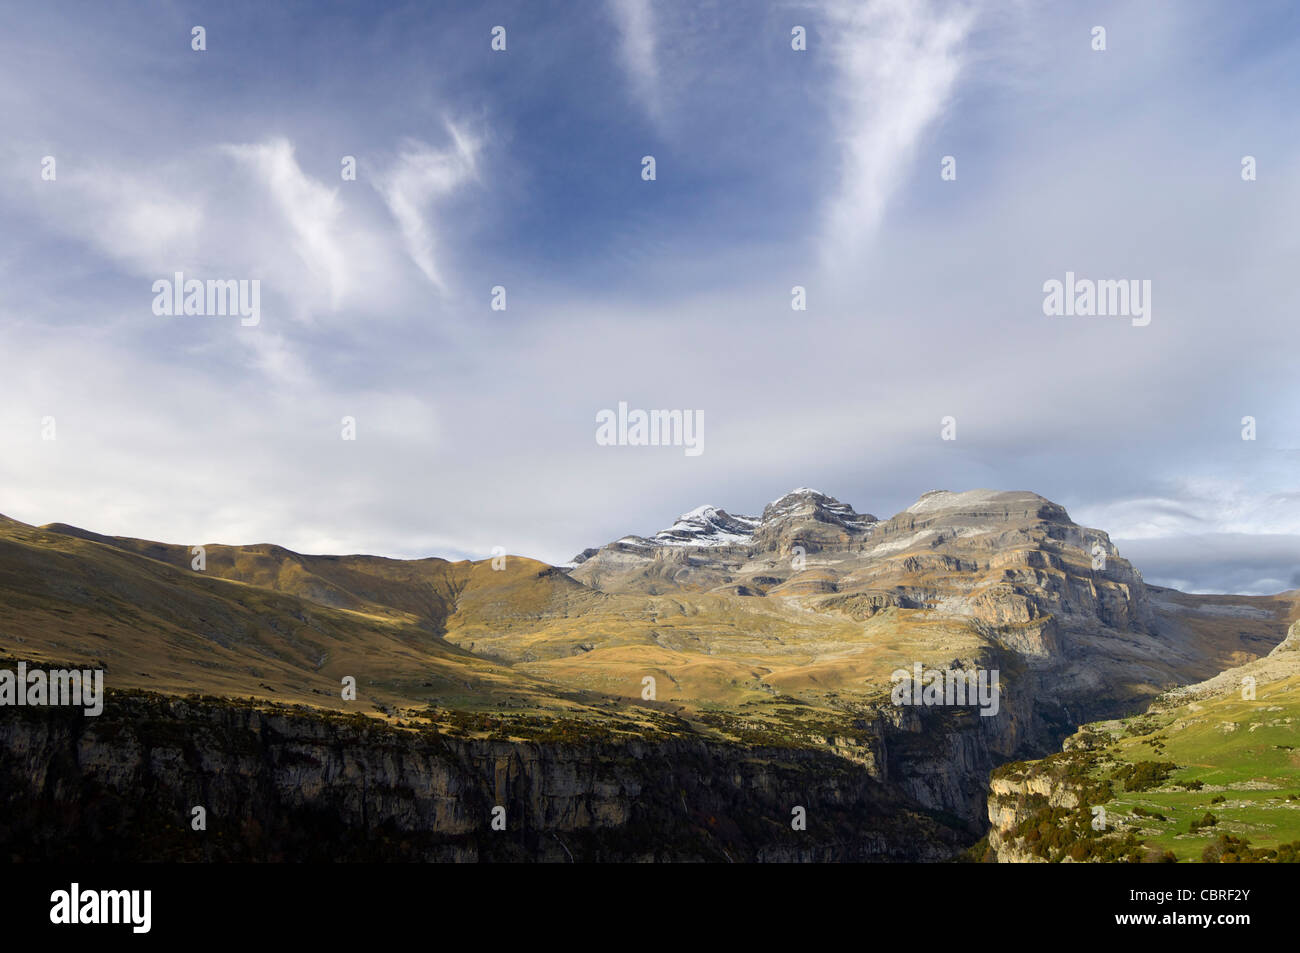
[1091,673,1300,860]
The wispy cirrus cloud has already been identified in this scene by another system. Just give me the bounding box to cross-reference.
[222,139,351,308]
[5,137,435,328]
[5,154,205,280]
[821,0,974,265]
[607,0,663,122]
[373,124,481,294]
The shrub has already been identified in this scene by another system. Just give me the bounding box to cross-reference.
[1110,761,1177,792]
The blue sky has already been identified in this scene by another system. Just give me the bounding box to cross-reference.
[2,0,1298,594]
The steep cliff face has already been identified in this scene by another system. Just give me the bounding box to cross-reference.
[985,771,1084,863]
[0,694,970,862]
[0,645,1084,860]
[568,489,1152,632]
[877,684,1038,824]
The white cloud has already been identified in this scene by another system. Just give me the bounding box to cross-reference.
[1116,534,1300,596]
[21,159,205,276]
[222,139,351,307]
[4,132,461,333]
[608,0,662,121]
[373,125,480,293]
[821,0,974,264]
[1078,479,1300,542]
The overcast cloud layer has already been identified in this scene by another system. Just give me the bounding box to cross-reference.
[1,1,1297,595]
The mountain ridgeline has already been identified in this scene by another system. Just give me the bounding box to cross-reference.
[0,488,1294,861]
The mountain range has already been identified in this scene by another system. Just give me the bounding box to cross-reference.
[1,487,1295,860]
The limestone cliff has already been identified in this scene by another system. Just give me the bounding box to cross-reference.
[0,693,970,862]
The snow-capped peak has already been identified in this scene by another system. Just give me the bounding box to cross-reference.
[677,504,723,522]
[759,488,877,531]
[651,505,759,547]
[769,487,826,506]
[586,488,878,557]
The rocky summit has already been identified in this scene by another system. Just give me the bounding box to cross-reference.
[570,488,1153,649]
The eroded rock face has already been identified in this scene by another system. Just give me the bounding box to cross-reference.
[752,488,878,554]
[564,489,1175,721]
[985,771,1083,863]
[0,695,972,863]
[569,488,1152,638]
[568,488,879,591]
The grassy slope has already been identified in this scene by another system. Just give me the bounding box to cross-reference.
[0,515,1006,745]
[1099,673,1300,859]
[992,618,1300,862]
[0,516,574,716]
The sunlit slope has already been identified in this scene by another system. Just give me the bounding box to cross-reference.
[445,589,992,707]
[0,516,567,713]
[988,622,1300,862]
[1104,674,1300,860]
[1111,618,1300,859]
[40,521,600,632]
[15,501,1300,731]
[31,517,1004,710]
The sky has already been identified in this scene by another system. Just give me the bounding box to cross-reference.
[1,0,1298,594]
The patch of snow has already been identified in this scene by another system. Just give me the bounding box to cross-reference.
[677,504,721,521]
[770,487,826,505]
[761,488,875,529]
[651,505,759,547]
[868,529,938,555]
[905,488,1008,515]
